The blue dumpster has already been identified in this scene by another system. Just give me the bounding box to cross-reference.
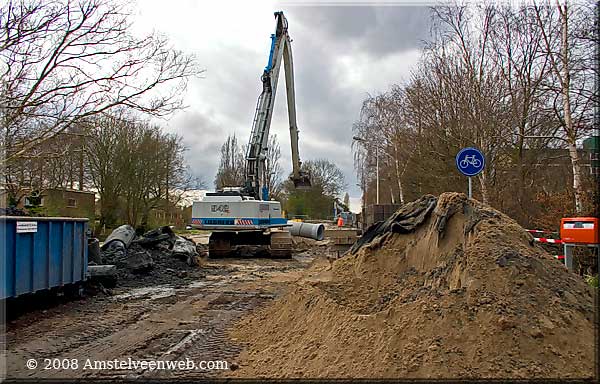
[1,216,89,300]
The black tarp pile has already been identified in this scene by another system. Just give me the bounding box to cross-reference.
[349,194,438,254]
[99,225,203,287]
[349,193,507,256]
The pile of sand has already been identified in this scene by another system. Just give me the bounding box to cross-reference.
[230,193,596,379]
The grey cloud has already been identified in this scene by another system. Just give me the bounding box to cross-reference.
[171,111,226,185]
[285,6,432,57]
[202,45,265,128]
[287,6,376,40]
[363,7,432,55]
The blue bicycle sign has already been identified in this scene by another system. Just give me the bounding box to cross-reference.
[456,147,485,177]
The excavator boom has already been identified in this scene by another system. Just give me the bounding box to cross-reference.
[191,11,316,259]
[244,11,310,200]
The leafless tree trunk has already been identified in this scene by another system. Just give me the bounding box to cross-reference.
[262,134,284,200]
[215,134,246,189]
[532,1,594,214]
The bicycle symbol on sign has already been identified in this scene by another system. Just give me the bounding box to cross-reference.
[459,155,482,169]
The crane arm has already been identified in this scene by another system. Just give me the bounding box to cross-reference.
[243,11,310,200]
[282,29,308,185]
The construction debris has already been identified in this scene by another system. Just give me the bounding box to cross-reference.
[123,245,154,272]
[349,194,437,253]
[101,241,127,263]
[0,207,30,216]
[87,265,118,288]
[230,192,595,379]
[87,238,102,265]
[102,224,136,250]
[172,235,202,266]
[134,225,175,247]
[100,225,201,287]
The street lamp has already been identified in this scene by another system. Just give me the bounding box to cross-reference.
[353,136,379,205]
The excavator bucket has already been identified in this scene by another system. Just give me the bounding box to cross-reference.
[291,173,311,190]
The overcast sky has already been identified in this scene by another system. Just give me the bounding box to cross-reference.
[132,1,433,212]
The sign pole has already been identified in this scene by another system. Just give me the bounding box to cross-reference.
[468,177,472,199]
[456,147,484,200]
[376,147,380,205]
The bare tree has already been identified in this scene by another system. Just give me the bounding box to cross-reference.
[302,159,346,199]
[262,134,283,200]
[350,1,595,228]
[0,0,202,169]
[214,134,245,189]
[86,112,192,228]
[214,133,283,199]
[353,90,417,204]
[86,113,131,226]
[343,192,350,209]
[532,0,596,213]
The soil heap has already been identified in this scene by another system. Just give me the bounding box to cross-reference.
[230,192,596,379]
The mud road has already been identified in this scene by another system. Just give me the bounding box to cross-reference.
[4,248,323,380]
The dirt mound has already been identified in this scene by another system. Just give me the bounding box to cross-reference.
[230,193,596,379]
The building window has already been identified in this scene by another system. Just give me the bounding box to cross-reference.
[24,196,44,207]
[67,198,77,208]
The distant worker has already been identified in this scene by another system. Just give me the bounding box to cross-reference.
[337,215,344,227]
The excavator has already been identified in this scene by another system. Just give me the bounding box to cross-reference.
[191,11,321,258]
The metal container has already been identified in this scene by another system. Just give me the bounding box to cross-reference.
[365,204,400,228]
[1,216,89,300]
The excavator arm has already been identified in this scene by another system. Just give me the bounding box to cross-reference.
[244,11,310,200]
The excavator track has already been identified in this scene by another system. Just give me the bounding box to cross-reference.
[208,231,292,259]
[208,232,233,258]
[269,231,292,259]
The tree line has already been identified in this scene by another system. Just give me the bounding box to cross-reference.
[1,0,203,229]
[352,1,598,229]
[87,113,197,228]
[4,111,197,229]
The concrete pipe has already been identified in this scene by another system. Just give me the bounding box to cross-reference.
[289,221,325,241]
[101,224,136,250]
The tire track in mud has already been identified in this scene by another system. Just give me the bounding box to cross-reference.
[5,300,151,371]
[6,255,315,380]
[141,291,275,379]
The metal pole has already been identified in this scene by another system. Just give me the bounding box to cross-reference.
[468,177,472,199]
[360,167,366,231]
[563,243,573,270]
[596,245,600,277]
[376,146,380,205]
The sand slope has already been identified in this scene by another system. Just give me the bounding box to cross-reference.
[231,193,596,379]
